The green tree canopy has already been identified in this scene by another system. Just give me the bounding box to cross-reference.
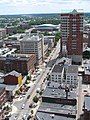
[55,32,61,43]
[83,50,90,59]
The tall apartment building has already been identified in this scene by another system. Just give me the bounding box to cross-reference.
[20,33,44,64]
[60,10,83,64]
[88,32,90,47]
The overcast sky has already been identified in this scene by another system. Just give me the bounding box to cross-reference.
[0,0,90,15]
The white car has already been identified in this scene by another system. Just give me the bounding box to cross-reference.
[22,114,27,120]
[14,116,17,120]
[21,104,25,109]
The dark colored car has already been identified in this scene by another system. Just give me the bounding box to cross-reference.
[27,115,32,120]
[27,95,30,99]
[29,103,33,108]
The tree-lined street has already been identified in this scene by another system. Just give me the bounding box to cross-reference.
[9,41,60,120]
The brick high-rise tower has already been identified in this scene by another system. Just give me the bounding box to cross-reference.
[60,10,83,64]
[88,32,90,47]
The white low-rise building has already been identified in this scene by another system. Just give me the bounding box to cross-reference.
[66,65,78,86]
[50,65,64,83]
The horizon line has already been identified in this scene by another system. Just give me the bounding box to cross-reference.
[0,12,90,16]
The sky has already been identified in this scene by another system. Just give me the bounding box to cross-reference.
[0,0,90,15]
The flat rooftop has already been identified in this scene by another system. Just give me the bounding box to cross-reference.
[85,96,90,111]
[52,65,63,73]
[36,112,76,120]
[66,65,78,74]
[38,102,76,115]
[21,33,43,42]
[56,57,72,66]
[0,53,35,61]
[8,33,25,39]
[0,84,19,91]
[42,81,76,99]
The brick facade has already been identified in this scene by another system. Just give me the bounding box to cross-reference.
[60,10,83,63]
[0,54,36,75]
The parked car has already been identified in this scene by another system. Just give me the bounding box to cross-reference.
[29,103,33,108]
[21,104,25,109]
[33,78,36,81]
[83,90,87,92]
[14,115,17,120]
[27,115,32,120]
[27,95,30,99]
[32,103,37,108]
[22,114,27,120]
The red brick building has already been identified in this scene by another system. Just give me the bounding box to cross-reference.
[83,70,90,84]
[88,32,90,47]
[60,10,83,64]
[4,70,22,85]
[0,54,36,75]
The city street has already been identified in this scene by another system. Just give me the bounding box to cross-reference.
[9,41,60,120]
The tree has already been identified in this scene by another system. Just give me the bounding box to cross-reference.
[25,80,30,84]
[55,32,61,43]
[39,91,43,95]
[43,31,51,36]
[3,105,10,111]
[31,110,34,114]
[47,75,50,81]
[26,75,31,80]
[17,28,25,33]
[33,96,39,103]
[15,90,20,95]
[83,50,90,59]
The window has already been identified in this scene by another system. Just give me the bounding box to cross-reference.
[58,75,61,77]
[58,78,61,80]
[56,75,57,78]
[67,78,70,80]
[67,81,70,83]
